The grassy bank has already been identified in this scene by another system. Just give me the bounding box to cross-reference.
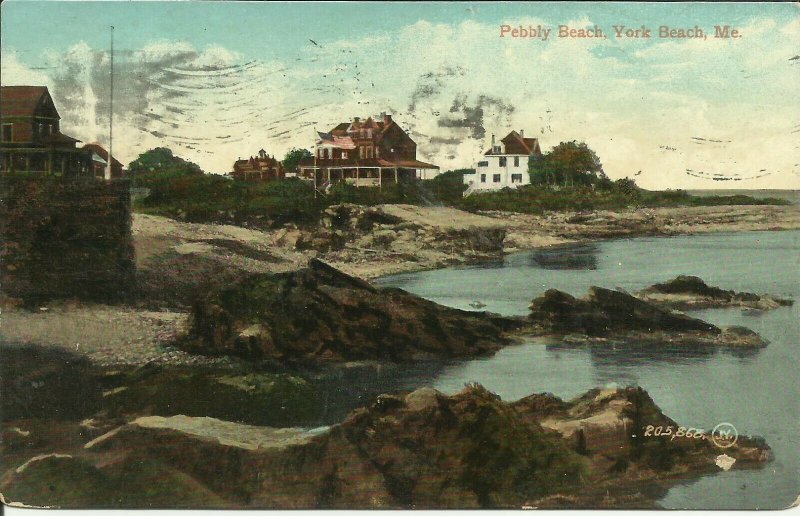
[456,180,791,215]
[134,175,438,228]
[133,170,790,227]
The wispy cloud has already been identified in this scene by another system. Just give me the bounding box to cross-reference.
[2,14,798,188]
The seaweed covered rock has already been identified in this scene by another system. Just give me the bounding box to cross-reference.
[528,287,767,347]
[101,364,320,427]
[638,275,794,310]
[183,259,521,362]
[4,385,771,509]
[0,451,231,508]
[0,344,104,421]
[529,287,719,336]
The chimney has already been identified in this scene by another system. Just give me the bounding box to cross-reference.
[353,116,360,123]
[491,134,496,147]
[520,129,524,138]
[383,112,392,125]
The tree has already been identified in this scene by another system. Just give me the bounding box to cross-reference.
[282,148,313,173]
[128,147,204,175]
[529,141,606,187]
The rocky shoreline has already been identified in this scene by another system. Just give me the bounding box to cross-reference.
[320,203,800,280]
[1,203,797,508]
[0,374,773,509]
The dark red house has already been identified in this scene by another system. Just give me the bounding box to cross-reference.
[298,113,438,188]
[83,143,124,179]
[232,149,285,181]
[0,86,93,177]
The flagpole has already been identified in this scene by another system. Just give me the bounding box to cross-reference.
[105,25,114,181]
[313,126,317,198]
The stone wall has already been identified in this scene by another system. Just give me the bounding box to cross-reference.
[1,175,135,304]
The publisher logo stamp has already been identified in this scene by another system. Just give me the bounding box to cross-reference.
[711,423,738,449]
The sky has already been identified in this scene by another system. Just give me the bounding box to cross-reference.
[2,1,798,189]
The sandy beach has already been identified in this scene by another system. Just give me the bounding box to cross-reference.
[2,203,799,366]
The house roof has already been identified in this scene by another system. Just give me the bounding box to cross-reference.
[484,131,541,156]
[329,115,396,141]
[43,133,81,144]
[0,86,60,119]
[82,143,122,167]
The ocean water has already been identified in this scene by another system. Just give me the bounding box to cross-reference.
[686,189,800,205]
[373,229,800,509]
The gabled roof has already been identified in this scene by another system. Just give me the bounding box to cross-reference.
[484,130,541,156]
[332,116,396,141]
[43,133,81,145]
[330,122,350,134]
[82,143,123,167]
[0,86,60,119]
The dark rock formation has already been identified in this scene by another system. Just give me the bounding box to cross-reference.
[296,203,405,252]
[0,344,104,421]
[639,275,794,310]
[1,385,771,509]
[101,364,321,427]
[529,287,719,336]
[295,203,507,264]
[183,259,521,362]
[528,287,767,347]
[0,452,231,508]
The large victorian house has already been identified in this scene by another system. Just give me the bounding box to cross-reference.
[0,86,93,177]
[298,113,438,188]
[232,149,285,181]
[463,130,542,194]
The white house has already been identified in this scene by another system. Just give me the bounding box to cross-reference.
[463,130,542,195]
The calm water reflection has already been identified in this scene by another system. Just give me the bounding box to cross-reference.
[372,229,799,509]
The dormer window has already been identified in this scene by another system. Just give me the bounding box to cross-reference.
[493,145,501,153]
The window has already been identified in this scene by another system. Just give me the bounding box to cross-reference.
[492,145,501,153]
[477,161,488,168]
[514,157,520,167]
[342,151,348,159]
[493,174,501,183]
[511,174,523,183]
[48,124,53,135]
[498,157,507,167]
[480,174,487,183]
[1,124,13,142]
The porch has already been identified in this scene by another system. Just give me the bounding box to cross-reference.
[0,147,95,178]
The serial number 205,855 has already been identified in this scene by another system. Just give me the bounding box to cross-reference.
[643,425,706,440]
